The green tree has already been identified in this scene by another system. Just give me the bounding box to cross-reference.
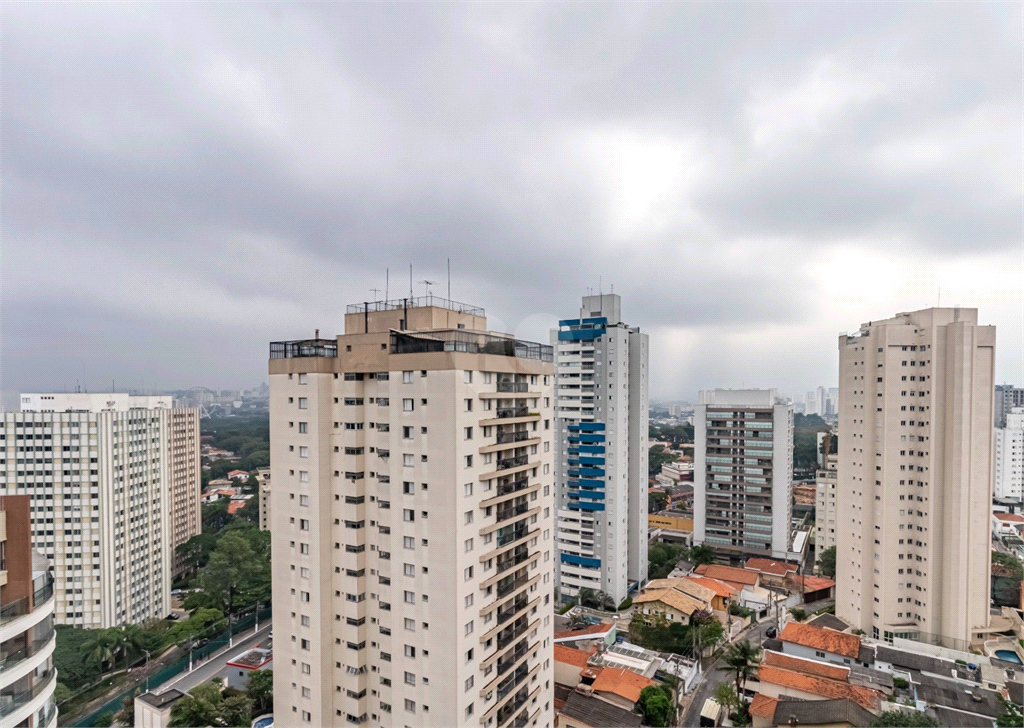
[169,683,223,727]
[246,669,274,715]
[648,444,679,477]
[789,608,808,622]
[719,640,762,696]
[236,496,260,524]
[82,629,118,672]
[196,532,271,614]
[869,710,940,727]
[578,588,614,611]
[636,685,672,727]
[53,682,73,705]
[998,700,1024,728]
[713,684,739,712]
[817,545,837,578]
[93,711,115,727]
[649,491,669,513]
[219,695,255,727]
[648,542,688,579]
[114,689,139,727]
[690,544,717,566]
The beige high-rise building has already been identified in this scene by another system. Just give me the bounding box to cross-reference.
[169,408,202,579]
[835,308,995,647]
[814,451,838,557]
[269,297,556,728]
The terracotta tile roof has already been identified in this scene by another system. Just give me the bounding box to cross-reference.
[693,563,759,586]
[554,644,593,669]
[685,575,738,597]
[590,667,656,705]
[763,650,851,680]
[634,588,705,616]
[756,665,880,711]
[553,622,614,640]
[227,500,246,515]
[796,575,836,592]
[994,512,1024,523]
[745,557,798,576]
[645,577,716,604]
[779,622,862,659]
[749,693,778,719]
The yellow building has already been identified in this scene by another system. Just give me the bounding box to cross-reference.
[648,514,693,532]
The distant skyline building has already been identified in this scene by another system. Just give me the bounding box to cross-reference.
[693,389,794,559]
[996,385,1024,428]
[994,407,1024,501]
[1,393,200,627]
[269,297,555,728]
[552,294,649,606]
[835,307,994,647]
[0,494,58,728]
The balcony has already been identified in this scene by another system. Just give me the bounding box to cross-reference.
[497,641,530,675]
[497,686,530,724]
[496,478,530,497]
[0,667,56,720]
[496,574,529,599]
[496,525,530,548]
[497,663,530,700]
[510,710,530,728]
[390,330,552,362]
[497,618,530,650]
[496,502,529,523]
[496,596,528,624]
[496,431,531,445]
[497,454,529,471]
[496,407,529,419]
[0,577,54,627]
[496,549,529,574]
[270,339,338,359]
[0,620,55,673]
[497,382,529,393]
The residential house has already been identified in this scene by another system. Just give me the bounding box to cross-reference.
[778,622,862,666]
[750,695,876,728]
[558,689,642,728]
[227,469,250,481]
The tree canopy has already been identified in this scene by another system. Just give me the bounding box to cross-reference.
[636,685,673,727]
[869,710,940,727]
[817,545,837,578]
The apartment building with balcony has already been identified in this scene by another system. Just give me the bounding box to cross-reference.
[552,294,649,606]
[815,451,838,556]
[835,308,995,647]
[1,494,58,728]
[0,394,199,627]
[269,296,556,728]
[994,407,1023,501]
[694,389,794,559]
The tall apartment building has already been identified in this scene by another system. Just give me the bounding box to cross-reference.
[257,468,272,531]
[814,451,838,556]
[0,494,58,728]
[693,389,793,559]
[269,297,556,728]
[551,294,649,605]
[835,308,994,646]
[995,385,1024,428]
[0,393,200,627]
[994,408,1024,500]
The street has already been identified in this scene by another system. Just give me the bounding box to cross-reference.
[158,623,273,696]
[678,617,777,727]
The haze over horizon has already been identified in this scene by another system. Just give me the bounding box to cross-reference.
[2,3,1021,400]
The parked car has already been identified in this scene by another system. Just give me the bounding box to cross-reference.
[765,626,777,639]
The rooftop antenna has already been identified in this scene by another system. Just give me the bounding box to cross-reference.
[600,276,602,296]
[385,268,389,301]
[409,264,413,299]
[371,287,382,300]
[447,257,451,301]
[937,287,941,307]
[421,280,436,297]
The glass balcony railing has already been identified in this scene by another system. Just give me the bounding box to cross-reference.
[496,549,529,574]
[496,430,531,445]
[497,455,529,471]
[496,574,529,599]
[496,478,529,497]
[497,687,530,724]
[496,526,530,548]
[496,502,529,523]
[497,382,529,393]
[0,668,56,720]
[495,407,529,419]
[496,596,528,624]
[0,621,55,674]
[496,663,530,700]
[497,641,529,675]
[497,618,530,650]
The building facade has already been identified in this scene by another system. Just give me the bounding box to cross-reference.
[269,297,556,728]
[169,408,202,579]
[0,494,58,728]
[693,389,793,559]
[814,452,838,556]
[995,385,1024,428]
[0,393,198,627]
[835,308,995,646]
[552,294,649,606]
[994,408,1024,501]
[257,468,272,531]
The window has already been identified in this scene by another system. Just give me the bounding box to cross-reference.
[300,471,309,482]
[403,481,414,494]
[465,455,473,467]
[465,676,474,691]
[404,563,415,577]
[301,638,311,650]
[464,511,473,525]
[464,398,473,412]
[404,536,414,549]
[298,397,308,409]
[465,620,474,636]
[405,591,415,604]
[405,672,416,686]
[465,426,473,440]
[405,645,416,658]
[464,483,473,497]
[464,566,474,581]
[405,700,416,714]
[301,615,311,626]
[465,648,474,662]
[299,495,309,506]
[298,373,308,384]
[405,618,415,631]
[464,538,474,552]
[300,519,309,530]
[403,454,414,467]
[403,371,413,384]
[465,593,474,608]
[403,399,414,412]
[298,422,308,433]
[403,426,412,438]
[404,509,415,522]
[299,446,309,458]
[300,544,309,554]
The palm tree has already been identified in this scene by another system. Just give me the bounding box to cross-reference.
[114,689,138,727]
[83,630,117,672]
[719,640,762,697]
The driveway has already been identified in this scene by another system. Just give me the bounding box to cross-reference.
[677,617,777,727]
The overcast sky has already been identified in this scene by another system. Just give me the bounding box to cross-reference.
[2,2,1021,401]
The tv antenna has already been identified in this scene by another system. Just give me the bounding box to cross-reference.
[370,287,382,300]
[421,280,436,297]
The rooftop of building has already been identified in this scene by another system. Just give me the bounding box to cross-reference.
[684,575,738,597]
[633,586,706,616]
[755,665,880,711]
[137,689,186,709]
[225,647,272,669]
[693,563,760,586]
[779,622,862,659]
[554,644,594,669]
[807,613,851,632]
[762,650,851,681]
[345,295,485,317]
[771,698,876,727]
[554,622,615,641]
[590,666,656,704]
[744,557,799,576]
[559,689,643,728]
[993,512,1024,523]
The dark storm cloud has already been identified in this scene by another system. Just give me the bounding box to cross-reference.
[2,2,1020,398]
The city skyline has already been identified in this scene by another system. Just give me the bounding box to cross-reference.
[2,3,1021,401]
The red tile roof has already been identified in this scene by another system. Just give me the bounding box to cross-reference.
[554,644,593,669]
[693,563,759,586]
[762,650,851,680]
[591,667,656,705]
[745,557,798,576]
[227,500,246,515]
[554,622,614,640]
[685,575,738,598]
[756,665,879,711]
[749,693,779,719]
[779,622,861,659]
[994,512,1024,523]
[796,575,836,592]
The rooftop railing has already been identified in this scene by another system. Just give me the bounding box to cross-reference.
[346,296,485,317]
[390,331,552,362]
[270,339,338,359]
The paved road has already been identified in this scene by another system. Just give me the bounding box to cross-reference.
[158,623,273,695]
[678,617,777,727]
